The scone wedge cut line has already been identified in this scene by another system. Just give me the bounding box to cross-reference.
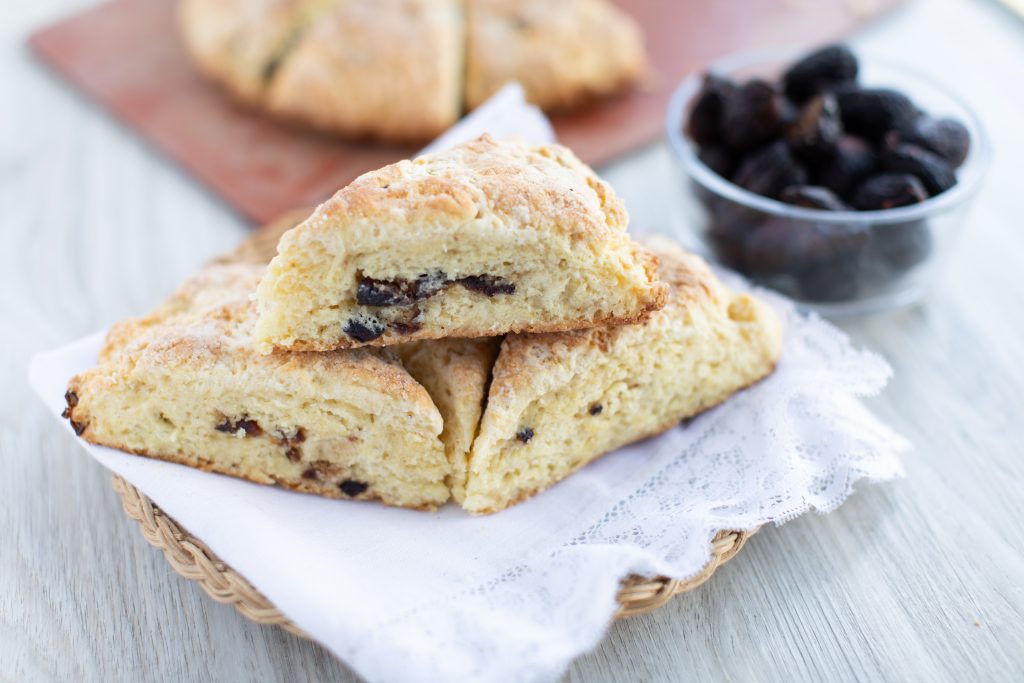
[254,135,668,352]
[63,262,451,511]
[460,238,783,514]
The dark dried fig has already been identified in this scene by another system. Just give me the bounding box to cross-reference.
[786,93,843,163]
[343,316,385,342]
[722,79,795,151]
[880,143,957,195]
[706,202,762,269]
[697,145,736,179]
[357,277,413,307]
[743,218,818,275]
[798,252,862,301]
[780,185,850,211]
[889,117,970,168]
[812,135,876,197]
[744,219,866,279]
[733,141,808,199]
[457,275,515,296]
[783,44,859,102]
[868,219,933,271]
[838,88,919,142]
[339,480,369,497]
[686,74,737,146]
[851,173,928,210]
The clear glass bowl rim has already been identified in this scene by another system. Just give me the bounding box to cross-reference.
[664,46,991,226]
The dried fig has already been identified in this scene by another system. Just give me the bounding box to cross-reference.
[786,93,843,163]
[880,143,957,195]
[889,117,970,168]
[733,141,808,199]
[780,185,850,211]
[812,135,876,198]
[782,44,859,102]
[838,88,919,142]
[686,74,737,146]
[697,145,737,179]
[851,173,928,210]
[722,79,795,151]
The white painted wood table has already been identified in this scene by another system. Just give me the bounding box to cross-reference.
[3,0,1024,680]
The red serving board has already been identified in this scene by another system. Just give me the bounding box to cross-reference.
[30,0,902,225]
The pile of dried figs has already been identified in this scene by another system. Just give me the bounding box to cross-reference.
[686,44,971,302]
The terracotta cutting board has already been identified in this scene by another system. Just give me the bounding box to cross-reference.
[30,0,902,225]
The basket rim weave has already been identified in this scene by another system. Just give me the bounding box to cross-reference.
[112,475,755,637]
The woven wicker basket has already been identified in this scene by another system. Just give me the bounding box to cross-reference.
[108,211,755,636]
[113,475,754,633]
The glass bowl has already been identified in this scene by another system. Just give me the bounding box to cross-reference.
[665,47,990,316]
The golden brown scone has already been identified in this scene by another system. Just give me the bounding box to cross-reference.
[266,0,464,141]
[397,338,500,502]
[64,262,451,510]
[461,237,783,514]
[178,0,338,106]
[464,0,646,111]
[254,135,668,351]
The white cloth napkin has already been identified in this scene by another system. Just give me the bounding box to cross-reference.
[28,85,907,683]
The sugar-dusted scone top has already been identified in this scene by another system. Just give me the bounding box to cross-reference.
[65,262,451,510]
[266,0,463,141]
[465,0,646,111]
[397,338,499,502]
[254,135,667,351]
[461,238,783,514]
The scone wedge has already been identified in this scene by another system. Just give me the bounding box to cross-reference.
[461,238,783,514]
[465,0,647,111]
[63,262,450,510]
[266,0,464,141]
[254,135,667,351]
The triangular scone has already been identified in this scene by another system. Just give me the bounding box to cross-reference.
[64,262,451,510]
[461,238,783,513]
[465,0,646,111]
[266,0,464,141]
[178,0,337,106]
[397,338,500,502]
[254,135,668,351]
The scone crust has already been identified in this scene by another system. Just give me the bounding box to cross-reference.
[255,135,668,351]
[465,0,646,110]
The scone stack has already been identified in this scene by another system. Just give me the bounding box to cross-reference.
[64,136,782,514]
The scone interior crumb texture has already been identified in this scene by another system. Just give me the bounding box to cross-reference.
[64,263,451,510]
[460,238,783,513]
[178,0,646,141]
[254,135,667,351]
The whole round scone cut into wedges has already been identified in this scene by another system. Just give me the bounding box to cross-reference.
[63,262,451,510]
[254,135,668,351]
[178,0,646,142]
[461,237,783,514]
